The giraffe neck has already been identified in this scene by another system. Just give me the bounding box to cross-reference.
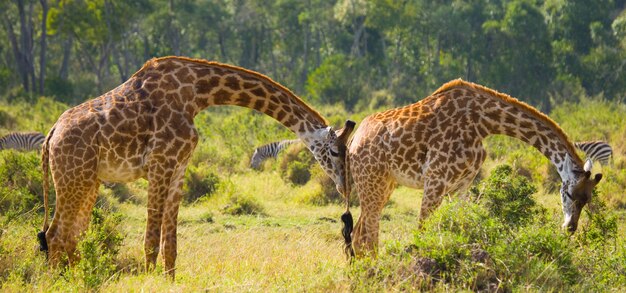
[137,57,329,142]
[439,82,584,180]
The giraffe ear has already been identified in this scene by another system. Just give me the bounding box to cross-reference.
[337,120,356,144]
[594,173,603,183]
[584,159,593,172]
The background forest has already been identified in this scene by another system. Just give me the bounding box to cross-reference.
[1,0,626,291]
[2,0,626,110]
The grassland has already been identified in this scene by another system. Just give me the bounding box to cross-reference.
[0,97,625,291]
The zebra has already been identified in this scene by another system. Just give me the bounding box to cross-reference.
[575,141,613,166]
[250,139,299,170]
[0,132,46,152]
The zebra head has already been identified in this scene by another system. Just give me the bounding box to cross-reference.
[250,149,263,170]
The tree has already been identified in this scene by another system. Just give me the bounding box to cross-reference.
[481,0,554,108]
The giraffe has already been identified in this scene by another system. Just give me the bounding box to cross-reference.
[37,56,355,278]
[341,79,603,257]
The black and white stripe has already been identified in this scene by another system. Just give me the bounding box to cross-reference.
[250,139,299,169]
[575,141,613,166]
[0,132,46,152]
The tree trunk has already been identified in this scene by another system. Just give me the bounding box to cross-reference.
[466,54,472,82]
[59,36,72,80]
[299,21,310,92]
[39,0,49,94]
[25,1,36,93]
[350,16,365,57]
[4,18,29,91]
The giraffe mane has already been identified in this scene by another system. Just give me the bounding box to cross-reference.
[433,79,584,167]
[136,56,329,126]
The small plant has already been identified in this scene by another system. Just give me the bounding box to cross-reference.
[222,193,266,216]
[184,164,220,204]
[200,211,214,223]
[70,207,123,289]
[470,164,538,227]
[576,191,618,248]
[219,180,266,216]
[279,144,314,185]
[0,151,47,217]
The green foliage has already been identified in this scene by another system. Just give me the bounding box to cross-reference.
[279,144,315,186]
[0,109,16,129]
[470,165,539,226]
[220,180,266,216]
[104,183,137,205]
[183,163,220,204]
[306,54,365,110]
[576,191,618,248]
[70,207,123,289]
[0,151,46,219]
[44,76,74,104]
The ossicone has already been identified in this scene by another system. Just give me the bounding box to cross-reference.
[337,120,356,144]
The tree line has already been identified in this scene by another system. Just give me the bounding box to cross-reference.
[1,0,626,111]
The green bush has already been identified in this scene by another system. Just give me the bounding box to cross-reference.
[183,163,220,204]
[576,191,618,248]
[279,144,314,185]
[70,207,123,289]
[0,151,46,219]
[0,109,17,129]
[298,165,343,206]
[220,180,266,216]
[44,76,74,104]
[470,164,539,227]
[222,193,266,216]
[350,164,584,290]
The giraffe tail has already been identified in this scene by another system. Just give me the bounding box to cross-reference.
[341,211,355,260]
[341,141,355,260]
[38,126,55,253]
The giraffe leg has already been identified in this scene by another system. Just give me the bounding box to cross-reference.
[46,180,100,266]
[352,178,396,257]
[419,144,485,222]
[419,178,448,223]
[160,165,187,279]
[145,174,168,272]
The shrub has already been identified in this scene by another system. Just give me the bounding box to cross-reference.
[70,207,123,289]
[576,191,618,248]
[183,164,220,204]
[0,109,16,129]
[470,164,538,227]
[44,75,74,104]
[220,180,265,216]
[279,144,314,185]
[104,183,141,205]
[0,151,46,219]
[349,164,587,290]
[222,193,266,216]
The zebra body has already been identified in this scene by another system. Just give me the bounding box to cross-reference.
[250,139,299,169]
[0,132,46,152]
[575,141,613,166]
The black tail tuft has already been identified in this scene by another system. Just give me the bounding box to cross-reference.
[341,211,355,259]
[37,231,48,254]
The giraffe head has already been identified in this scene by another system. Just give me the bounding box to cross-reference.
[305,120,356,195]
[560,156,603,233]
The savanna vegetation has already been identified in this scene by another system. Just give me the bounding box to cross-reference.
[0,0,625,291]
